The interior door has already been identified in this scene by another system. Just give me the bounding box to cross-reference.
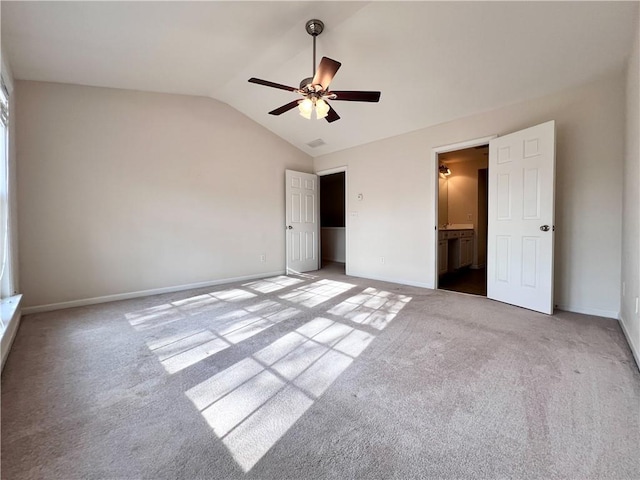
[285,170,319,273]
[487,121,556,314]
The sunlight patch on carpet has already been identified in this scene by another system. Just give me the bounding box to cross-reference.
[128,298,301,374]
[243,276,304,294]
[278,279,355,308]
[125,287,258,331]
[185,317,374,472]
[328,287,411,330]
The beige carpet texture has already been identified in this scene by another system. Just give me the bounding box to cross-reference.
[2,265,639,479]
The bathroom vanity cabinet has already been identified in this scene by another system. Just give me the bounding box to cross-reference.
[438,228,474,273]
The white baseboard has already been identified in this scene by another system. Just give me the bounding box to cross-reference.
[21,271,286,315]
[619,314,640,371]
[1,294,23,371]
[555,304,619,319]
[346,270,434,290]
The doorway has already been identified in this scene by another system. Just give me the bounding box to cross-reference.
[437,145,489,296]
[431,122,555,312]
[319,170,346,273]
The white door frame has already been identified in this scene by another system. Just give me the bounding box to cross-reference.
[316,166,348,274]
[431,135,497,288]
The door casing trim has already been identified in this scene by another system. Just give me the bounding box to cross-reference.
[432,135,497,288]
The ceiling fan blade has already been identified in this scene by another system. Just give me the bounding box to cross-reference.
[325,104,340,123]
[312,57,342,90]
[269,100,300,116]
[330,91,381,102]
[248,78,298,92]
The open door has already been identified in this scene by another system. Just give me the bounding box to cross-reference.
[487,121,556,314]
[285,170,319,273]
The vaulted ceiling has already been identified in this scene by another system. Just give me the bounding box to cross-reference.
[2,1,638,157]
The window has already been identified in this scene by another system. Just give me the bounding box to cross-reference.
[0,79,11,300]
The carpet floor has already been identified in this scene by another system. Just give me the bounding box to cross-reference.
[2,265,639,479]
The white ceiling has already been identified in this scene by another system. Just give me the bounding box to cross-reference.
[2,1,638,157]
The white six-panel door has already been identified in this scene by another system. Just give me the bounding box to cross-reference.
[487,121,556,314]
[285,170,319,273]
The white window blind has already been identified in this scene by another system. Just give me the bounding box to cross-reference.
[0,81,7,127]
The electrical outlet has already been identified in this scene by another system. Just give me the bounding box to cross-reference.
[260,254,266,263]
[467,213,472,220]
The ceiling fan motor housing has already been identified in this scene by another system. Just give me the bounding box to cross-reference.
[299,77,314,90]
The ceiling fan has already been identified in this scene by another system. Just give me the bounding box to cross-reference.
[248,19,381,123]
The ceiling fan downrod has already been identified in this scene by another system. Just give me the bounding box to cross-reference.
[305,19,324,81]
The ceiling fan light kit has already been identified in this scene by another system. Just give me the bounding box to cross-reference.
[248,19,381,123]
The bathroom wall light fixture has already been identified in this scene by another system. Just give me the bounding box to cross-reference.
[439,164,451,176]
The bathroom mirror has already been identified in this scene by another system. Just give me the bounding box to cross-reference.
[438,175,448,225]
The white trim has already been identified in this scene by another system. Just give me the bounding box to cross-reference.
[348,270,433,290]
[21,271,285,315]
[316,166,347,176]
[433,135,497,155]
[619,314,640,371]
[1,294,22,370]
[555,303,619,319]
[432,135,497,289]
[315,166,349,275]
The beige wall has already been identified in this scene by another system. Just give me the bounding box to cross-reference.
[16,81,312,308]
[315,72,626,318]
[321,228,346,263]
[621,14,640,364]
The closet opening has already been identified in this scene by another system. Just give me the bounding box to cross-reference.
[319,171,346,274]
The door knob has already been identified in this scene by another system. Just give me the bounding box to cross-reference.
[540,225,550,232]
[287,225,293,230]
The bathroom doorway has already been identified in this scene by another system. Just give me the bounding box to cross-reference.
[437,145,489,296]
